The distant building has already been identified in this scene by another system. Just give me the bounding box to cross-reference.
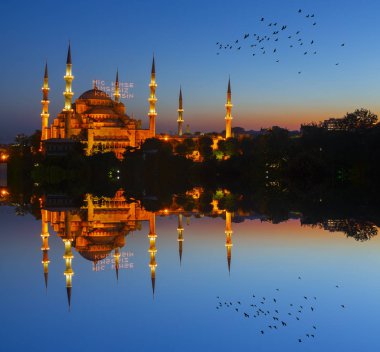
[320,118,345,131]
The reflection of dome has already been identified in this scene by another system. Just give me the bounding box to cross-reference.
[78,250,111,262]
[78,88,112,101]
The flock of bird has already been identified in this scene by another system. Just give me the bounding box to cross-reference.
[215,276,346,344]
[215,8,346,74]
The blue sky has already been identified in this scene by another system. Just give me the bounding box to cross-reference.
[0,0,379,141]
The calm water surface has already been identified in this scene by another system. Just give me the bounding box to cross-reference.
[0,201,379,352]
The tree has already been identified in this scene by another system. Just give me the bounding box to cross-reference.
[342,108,377,130]
[218,137,239,157]
[197,136,213,160]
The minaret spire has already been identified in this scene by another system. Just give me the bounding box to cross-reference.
[225,211,233,274]
[40,61,50,145]
[148,213,157,298]
[225,76,233,139]
[113,69,121,103]
[148,55,157,137]
[41,209,50,291]
[177,86,184,136]
[63,42,74,111]
[177,214,184,265]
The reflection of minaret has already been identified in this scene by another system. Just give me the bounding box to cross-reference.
[148,213,157,297]
[225,77,233,139]
[41,62,50,144]
[114,247,120,282]
[177,214,184,265]
[177,86,184,136]
[148,56,157,137]
[225,211,233,274]
[63,238,74,309]
[41,209,50,291]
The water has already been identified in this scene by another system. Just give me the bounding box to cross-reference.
[0,198,379,352]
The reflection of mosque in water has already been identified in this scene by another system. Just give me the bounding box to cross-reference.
[39,190,234,308]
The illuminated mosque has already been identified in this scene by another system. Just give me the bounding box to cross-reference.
[40,44,234,159]
[39,191,234,308]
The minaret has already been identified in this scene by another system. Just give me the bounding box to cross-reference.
[225,77,233,139]
[225,211,233,274]
[41,209,50,290]
[41,62,50,143]
[113,69,120,103]
[148,213,157,297]
[114,247,120,282]
[177,214,184,265]
[177,86,184,136]
[63,238,74,309]
[63,43,74,111]
[148,56,157,137]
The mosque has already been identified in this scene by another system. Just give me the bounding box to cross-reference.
[40,44,234,159]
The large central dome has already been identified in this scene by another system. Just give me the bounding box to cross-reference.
[78,88,112,101]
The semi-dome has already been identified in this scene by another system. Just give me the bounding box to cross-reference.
[78,88,112,101]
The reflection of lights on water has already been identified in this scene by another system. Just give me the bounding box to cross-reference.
[1,154,8,161]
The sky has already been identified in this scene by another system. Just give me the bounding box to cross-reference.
[0,0,380,142]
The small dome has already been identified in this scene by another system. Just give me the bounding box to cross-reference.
[78,88,112,101]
